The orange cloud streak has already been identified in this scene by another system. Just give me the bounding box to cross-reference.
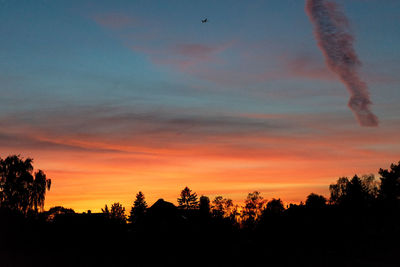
[2,125,395,212]
[2,106,399,212]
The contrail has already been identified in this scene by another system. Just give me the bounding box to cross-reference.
[305,0,379,127]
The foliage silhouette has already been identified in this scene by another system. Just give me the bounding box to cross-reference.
[242,191,265,224]
[48,206,75,214]
[211,196,234,218]
[379,161,400,207]
[102,202,126,223]
[329,174,378,209]
[177,186,198,210]
[305,193,327,209]
[264,198,285,215]
[199,195,210,216]
[0,155,51,214]
[129,191,147,224]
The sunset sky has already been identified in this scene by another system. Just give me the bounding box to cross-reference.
[1,0,399,212]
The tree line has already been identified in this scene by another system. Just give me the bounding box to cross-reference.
[1,154,399,266]
[100,168,400,227]
[1,154,399,225]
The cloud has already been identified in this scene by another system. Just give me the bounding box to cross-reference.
[306,0,379,127]
[1,104,396,162]
[2,104,397,212]
[0,132,124,154]
[132,41,232,72]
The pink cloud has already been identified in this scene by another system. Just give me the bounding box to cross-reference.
[171,52,336,86]
[131,42,232,71]
[93,14,398,92]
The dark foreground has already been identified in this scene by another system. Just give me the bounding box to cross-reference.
[1,204,399,267]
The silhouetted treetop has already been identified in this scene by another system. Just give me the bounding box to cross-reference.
[0,155,51,214]
[264,198,285,215]
[329,174,378,209]
[129,191,147,224]
[103,202,126,223]
[48,206,75,214]
[211,196,234,218]
[46,206,75,221]
[177,186,198,210]
[199,195,210,216]
[242,191,265,222]
[379,161,400,206]
[305,193,327,209]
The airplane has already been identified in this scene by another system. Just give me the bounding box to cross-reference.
[201,18,208,23]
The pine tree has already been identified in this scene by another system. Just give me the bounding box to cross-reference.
[129,191,147,224]
[177,186,199,210]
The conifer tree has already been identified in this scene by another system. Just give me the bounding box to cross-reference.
[177,186,198,210]
[129,191,147,223]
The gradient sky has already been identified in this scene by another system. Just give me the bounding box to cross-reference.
[1,0,399,212]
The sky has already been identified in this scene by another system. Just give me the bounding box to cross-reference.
[1,0,399,212]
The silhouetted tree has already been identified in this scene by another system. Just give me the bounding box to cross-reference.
[211,196,233,218]
[129,191,147,224]
[47,206,75,221]
[177,186,198,210]
[0,155,51,214]
[102,204,110,214]
[199,195,210,216]
[329,174,378,209]
[361,174,379,198]
[259,199,285,229]
[242,191,265,223]
[48,206,75,214]
[329,177,349,205]
[103,202,126,223]
[379,162,400,207]
[228,204,241,223]
[264,198,285,215]
[305,193,327,209]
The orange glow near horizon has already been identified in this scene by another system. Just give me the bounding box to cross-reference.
[2,120,397,213]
